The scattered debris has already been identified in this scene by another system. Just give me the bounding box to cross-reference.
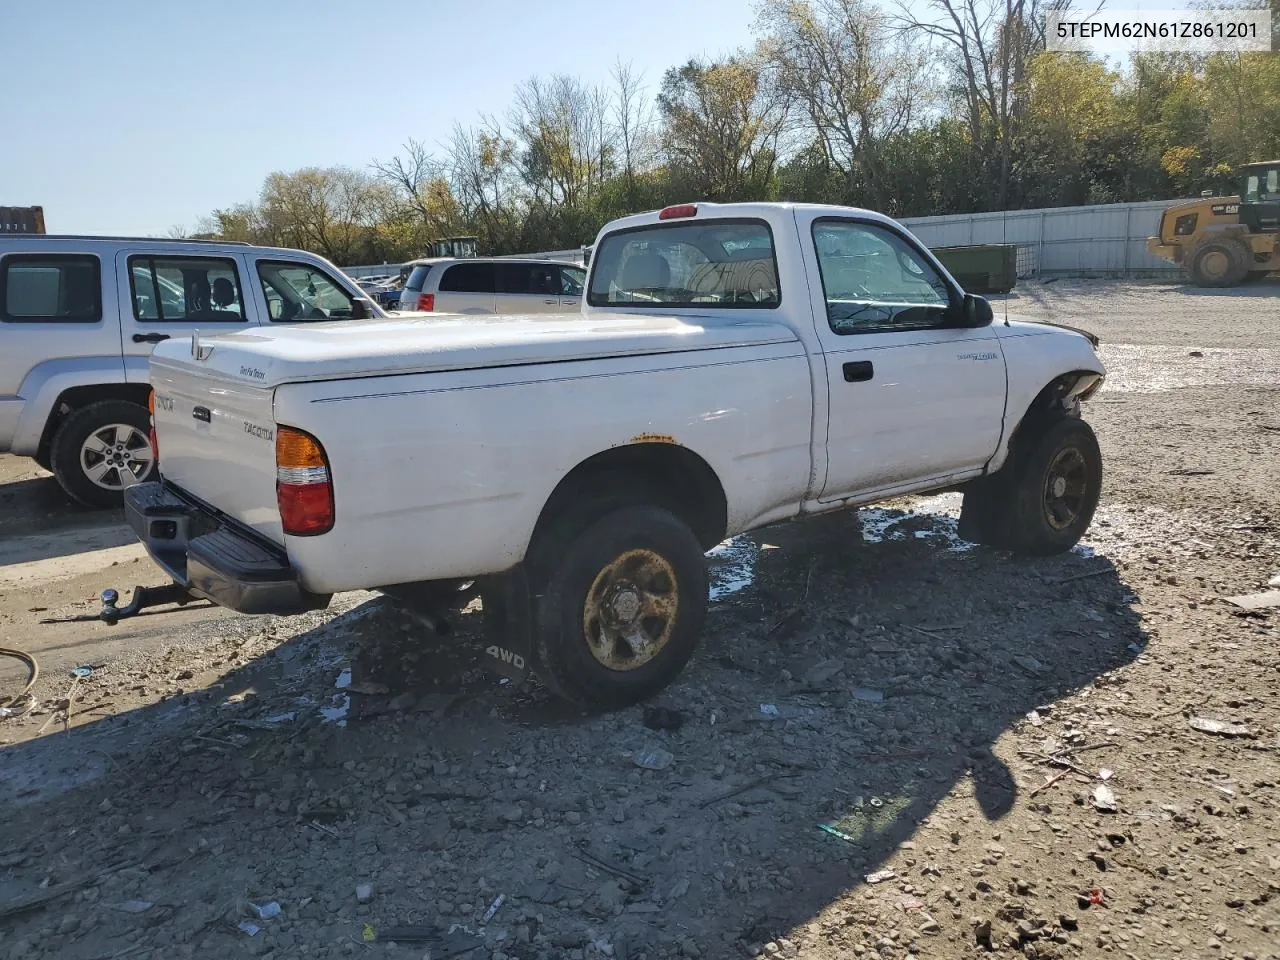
[819,823,857,844]
[355,883,374,904]
[864,869,897,884]
[334,667,352,689]
[70,665,94,679]
[249,901,280,920]
[1098,768,1114,780]
[633,747,674,771]
[1092,784,1118,812]
[1012,655,1045,674]
[481,893,505,923]
[238,921,261,937]
[1189,716,1252,738]
[1223,590,1280,611]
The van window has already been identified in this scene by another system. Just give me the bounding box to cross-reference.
[561,266,586,296]
[1,254,101,323]
[404,264,434,291]
[129,256,245,322]
[588,220,779,308]
[438,262,495,293]
[496,263,558,295]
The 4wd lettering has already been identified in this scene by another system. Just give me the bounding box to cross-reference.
[154,394,174,413]
[239,365,266,380]
[1211,203,1240,216]
[243,422,274,442]
[485,644,526,671]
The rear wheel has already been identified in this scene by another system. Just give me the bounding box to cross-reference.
[1188,239,1250,287]
[49,400,155,509]
[530,504,707,709]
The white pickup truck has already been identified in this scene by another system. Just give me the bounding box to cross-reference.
[126,202,1105,707]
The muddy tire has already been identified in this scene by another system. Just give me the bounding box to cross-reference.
[530,504,707,709]
[1188,239,1250,287]
[961,417,1102,555]
[49,400,156,509]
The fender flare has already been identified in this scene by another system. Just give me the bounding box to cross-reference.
[11,356,130,455]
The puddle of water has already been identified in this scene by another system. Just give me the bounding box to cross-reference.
[860,492,974,553]
[707,535,759,600]
[1099,344,1280,394]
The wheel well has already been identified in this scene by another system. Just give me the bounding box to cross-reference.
[532,443,728,551]
[1007,371,1100,454]
[38,384,151,461]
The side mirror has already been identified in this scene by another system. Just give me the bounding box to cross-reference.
[350,297,375,320]
[961,293,994,328]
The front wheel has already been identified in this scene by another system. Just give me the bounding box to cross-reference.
[49,400,156,509]
[961,417,1102,555]
[531,505,708,709]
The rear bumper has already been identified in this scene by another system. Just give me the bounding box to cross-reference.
[124,481,330,616]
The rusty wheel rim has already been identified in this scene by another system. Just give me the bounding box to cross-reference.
[583,548,678,671]
[1042,446,1089,531]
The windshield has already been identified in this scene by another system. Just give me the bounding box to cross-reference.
[588,220,779,308]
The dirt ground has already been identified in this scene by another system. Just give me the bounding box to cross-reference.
[1,279,1277,960]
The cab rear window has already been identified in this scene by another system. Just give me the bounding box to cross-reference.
[588,220,779,308]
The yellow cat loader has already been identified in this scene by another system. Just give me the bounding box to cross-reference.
[1147,161,1280,286]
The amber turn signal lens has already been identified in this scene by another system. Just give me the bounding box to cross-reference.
[276,426,327,469]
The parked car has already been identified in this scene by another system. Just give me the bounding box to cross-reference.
[398,257,586,314]
[0,236,382,507]
[127,202,1105,707]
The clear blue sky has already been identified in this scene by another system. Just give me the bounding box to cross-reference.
[0,0,758,236]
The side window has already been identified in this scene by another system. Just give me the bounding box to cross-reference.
[128,256,245,322]
[0,254,101,323]
[257,261,356,322]
[560,266,585,296]
[496,263,557,296]
[812,221,952,335]
[438,262,495,293]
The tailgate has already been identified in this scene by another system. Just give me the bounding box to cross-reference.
[151,361,283,545]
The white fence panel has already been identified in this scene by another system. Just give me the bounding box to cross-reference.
[902,199,1183,278]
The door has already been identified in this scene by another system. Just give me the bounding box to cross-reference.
[434,262,497,314]
[118,251,255,383]
[798,214,1007,500]
[495,262,563,314]
[558,264,586,309]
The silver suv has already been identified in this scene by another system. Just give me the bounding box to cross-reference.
[0,235,382,507]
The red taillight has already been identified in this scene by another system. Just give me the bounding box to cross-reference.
[147,389,159,462]
[275,426,333,536]
[659,204,698,220]
[416,293,435,311]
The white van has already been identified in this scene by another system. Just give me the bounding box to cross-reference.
[398,258,586,314]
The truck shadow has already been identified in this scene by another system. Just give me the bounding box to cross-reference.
[0,502,1145,959]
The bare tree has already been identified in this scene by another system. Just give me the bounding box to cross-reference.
[372,138,457,237]
[893,0,1077,206]
[757,0,932,208]
[612,59,654,208]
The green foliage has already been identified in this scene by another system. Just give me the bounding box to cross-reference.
[194,5,1280,263]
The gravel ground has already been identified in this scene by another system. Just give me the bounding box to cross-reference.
[0,281,1277,960]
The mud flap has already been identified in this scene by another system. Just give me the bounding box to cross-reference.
[481,567,533,685]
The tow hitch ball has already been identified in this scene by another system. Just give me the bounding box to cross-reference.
[39,583,199,625]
